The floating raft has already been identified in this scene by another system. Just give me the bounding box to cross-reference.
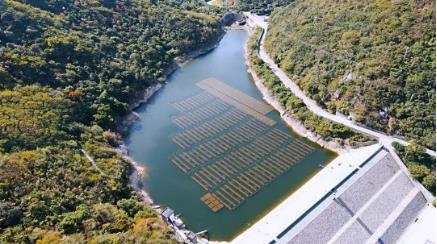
[171,99,229,128]
[172,109,247,149]
[196,78,276,126]
[171,91,215,112]
[197,78,273,114]
[169,78,316,212]
[201,193,224,212]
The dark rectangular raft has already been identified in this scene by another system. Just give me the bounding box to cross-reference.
[170,78,315,212]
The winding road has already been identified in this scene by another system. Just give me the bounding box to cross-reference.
[244,12,436,158]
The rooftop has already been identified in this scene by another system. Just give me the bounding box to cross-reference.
[162,207,175,219]
[231,144,436,244]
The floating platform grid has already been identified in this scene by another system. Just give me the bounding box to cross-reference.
[171,99,230,128]
[169,78,315,212]
[201,193,225,212]
[195,78,276,126]
[197,78,273,114]
[171,91,215,113]
[172,109,247,149]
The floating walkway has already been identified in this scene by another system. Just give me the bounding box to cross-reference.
[169,78,316,212]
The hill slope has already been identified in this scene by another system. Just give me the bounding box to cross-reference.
[264,0,436,150]
[0,0,223,242]
[213,0,293,14]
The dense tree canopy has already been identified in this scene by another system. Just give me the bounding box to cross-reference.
[394,142,436,194]
[247,28,373,147]
[264,0,436,149]
[1,0,223,129]
[213,0,293,14]
[0,86,76,152]
[0,0,224,242]
[0,135,175,243]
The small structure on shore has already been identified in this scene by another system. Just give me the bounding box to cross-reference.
[161,207,185,228]
[161,208,175,223]
[161,207,208,244]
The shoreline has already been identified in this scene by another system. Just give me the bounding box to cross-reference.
[117,30,226,207]
[116,144,154,205]
[243,27,347,154]
[119,24,358,242]
[118,30,226,134]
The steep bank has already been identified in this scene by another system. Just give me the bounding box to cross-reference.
[263,0,435,150]
[244,32,344,154]
[244,27,375,154]
[121,12,240,130]
[118,31,226,134]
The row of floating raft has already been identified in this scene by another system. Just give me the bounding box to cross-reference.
[196,78,273,115]
[171,119,270,173]
[196,79,276,126]
[169,79,315,212]
[190,136,314,191]
[173,128,315,211]
[171,99,229,128]
[172,109,246,149]
[171,91,215,113]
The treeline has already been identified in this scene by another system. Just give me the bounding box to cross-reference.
[0,85,178,243]
[247,28,373,147]
[264,0,435,150]
[0,0,224,242]
[237,0,293,14]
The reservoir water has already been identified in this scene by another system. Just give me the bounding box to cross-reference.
[125,30,336,241]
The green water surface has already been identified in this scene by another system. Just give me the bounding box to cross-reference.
[125,30,336,241]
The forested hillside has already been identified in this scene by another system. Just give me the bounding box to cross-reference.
[213,0,292,14]
[264,0,436,150]
[0,0,223,242]
[394,142,435,195]
[1,0,223,130]
[247,28,373,148]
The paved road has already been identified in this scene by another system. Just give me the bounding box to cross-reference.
[244,12,436,158]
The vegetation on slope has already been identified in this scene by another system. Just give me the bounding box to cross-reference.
[248,28,373,147]
[0,0,223,130]
[1,132,174,243]
[212,0,292,15]
[264,0,435,149]
[394,142,436,195]
[0,0,224,242]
